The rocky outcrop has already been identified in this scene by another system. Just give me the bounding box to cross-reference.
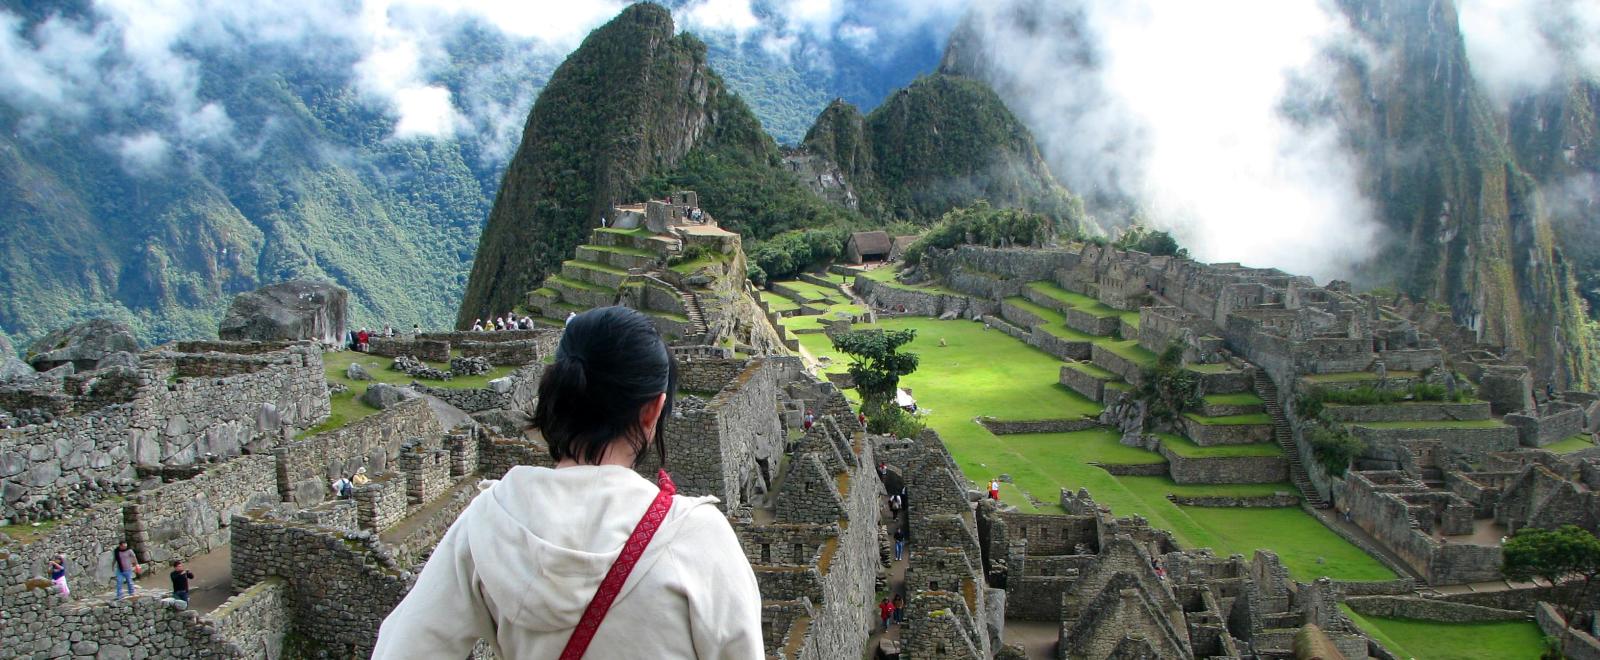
[218,279,349,345]
[23,319,139,372]
[360,383,420,410]
[0,333,32,381]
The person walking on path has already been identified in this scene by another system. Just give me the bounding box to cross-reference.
[374,306,762,659]
[112,542,138,600]
[892,594,905,623]
[988,478,1000,501]
[803,410,815,431]
[879,598,895,632]
[893,526,907,561]
[170,561,194,603]
[49,555,68,597]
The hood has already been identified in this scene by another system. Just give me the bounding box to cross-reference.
[466,465,719,633]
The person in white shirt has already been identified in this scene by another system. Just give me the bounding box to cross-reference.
[374,306,762,659]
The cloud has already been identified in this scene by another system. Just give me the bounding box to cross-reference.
[113,131,171,174]
[677,0,966,71]
[1458,0,1600,106]
[959,0,1380,282]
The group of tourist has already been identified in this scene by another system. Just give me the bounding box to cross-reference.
[331,466,371,498]
[45,543,198,605]
[878,594,906,632]
[470,315,535,332]
[876,457,912,638]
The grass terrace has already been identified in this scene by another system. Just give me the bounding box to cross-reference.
[1099,339,1159,367]
[1546,434,1597,454]
[1025,281,1123,318]
[1184,363,1237,374]
[1156,433,1281,458]
[782,303,867,332]
[1343,606,1543,660]
[760,291,800,313]
[795,316,1393,582]
[585,243,658,259]
[1202,392,1264,407]
[1063,360,1118,380]
[1183,412,1273,426]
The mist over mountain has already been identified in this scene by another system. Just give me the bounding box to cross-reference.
[0,0,954,348]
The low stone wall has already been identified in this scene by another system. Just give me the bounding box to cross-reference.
[1350,424,1518,458]
[400,439,451,506]
[4,496,127,584]
[1158,444,1287,484]
[366,337,451,362]
[212,576,292,659]
[1320,401,1492,423]
[230,514,411,658]
[1059,363,1116,402]
[679,357,749,394]
[387,479,478,568]
[1030,330,1092,361]
[1096,462,1169,476]
[478,433,554,479]
[978,417,1099,435]
[1007,575,1076,621]
[1199,400,1263,417]
[1539,603,1600,660]
[1505,405,1586,448]
[855,278,996,319]
[1089,344,1143,386]
[1168,492,1300,507]
[1343,595,1525,622]
[126,454,279,563]
[274,397,442,507]
[1194,369,1253,394]
[1180,416,1272,446]
[354,473,407,532]
[1066,308,1118,337]
[457,339,545,366]
[409,382,510,413]
[9,594,243,658]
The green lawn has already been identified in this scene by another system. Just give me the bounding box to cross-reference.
[782,303,867,332]
[859,265,901,282]
[314,352,518,434]
[1343,606,1544,660]
[1004,296,1069,325]
[1025,281,1123,318]
[1185,363,1237,374]
[1545,434,1596,453]
[760,291,800,312]
[1355,419,1507,430]
[1157,433,1281,458]
[1063,360,1117,379]
[800,317,1392,582]
[1184,412,1273,426]
[1100,339,1158,367]
[774,280,845,304]
[1202,392,1264,406]
[1119,311,1141,329]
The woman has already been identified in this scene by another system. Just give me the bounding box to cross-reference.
[374,307,762,659]
[49,555,68,597]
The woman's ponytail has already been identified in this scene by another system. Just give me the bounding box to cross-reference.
[532,307,676,466]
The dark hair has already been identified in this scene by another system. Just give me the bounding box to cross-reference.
[533,306,677,466]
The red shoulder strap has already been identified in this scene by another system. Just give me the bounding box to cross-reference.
[559,470,677,660]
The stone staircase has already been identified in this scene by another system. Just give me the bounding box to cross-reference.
[679,286,710,340]
[1253,370,1329,508]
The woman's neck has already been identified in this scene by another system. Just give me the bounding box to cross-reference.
[554,441,639,469]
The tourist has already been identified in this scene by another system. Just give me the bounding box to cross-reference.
[384,325,394,338]
[412,323,421,336]
[472,319,484,332]
[357,328,370,352]
[374,306,761,659]
[347,329,358,351]
[170,561,194,603]
[859,412,868,427]
[879,598,895,632]
[804,409,815,431]
[892,594,905,623]
[989,478,1000,501]
[331,475,354,498]
[565,311,577,326]
[876,462,887,479]
[893,526,906,561]
[888,493,902,516]
[352,466,370,486]
[112,542,138,600]
[49,554,68,597]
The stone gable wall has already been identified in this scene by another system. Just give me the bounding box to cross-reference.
[212,577,292,660]
[126,454,279,563]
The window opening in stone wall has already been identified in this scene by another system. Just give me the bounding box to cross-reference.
[761,543,771,563]
[929,580,938,590]
[793,543,804,562]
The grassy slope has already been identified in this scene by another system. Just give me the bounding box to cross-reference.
[1343,606,1543,660]
[309,351,516,434]
[792,316,1392,581]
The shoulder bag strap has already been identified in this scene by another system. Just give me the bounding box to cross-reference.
[558,470,678,660]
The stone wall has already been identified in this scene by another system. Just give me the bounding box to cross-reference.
[354,473,408,532]
[126,454,279,563]
[367,337,451,362]
[230,514,411,657]
[855,277,996,319]
[679,357,750,394]
[478,434,553,479]
[5,593,243,658]
[457,339,545,366]
[409,382,510,413]
[212,577,292,660]
[977,417,1099,435]
[1538,603,1600,660]
[1158,444,1288,484]
[1030,330,1093,361]
[656,359,788,511]
[273,397,442,507]
[1179,416,1272,446]
[1320,401,1493,423]
[1504,403,1585,448]
[2,344,329,520]
[1343,595,1524,622]
[1342,471,1503,584]
[400,439,451,506]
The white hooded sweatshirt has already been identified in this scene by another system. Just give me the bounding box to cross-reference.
[373,465,763,659]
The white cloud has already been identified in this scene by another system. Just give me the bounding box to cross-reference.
[1459,0,1600,106]
[963,0,1380,281]
[679,0,762,35]
[114,131,171,174]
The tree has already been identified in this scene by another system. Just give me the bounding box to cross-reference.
[1133,343,1201,426]
[1113,225,1188,258]
[832,329,920,404]
[1503,525,1600,656]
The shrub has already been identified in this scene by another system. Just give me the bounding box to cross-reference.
[1134,342,1202,426]
[1113,225,1188,258]
[904,202,1055,265]
[746,263,767,286]
[863,399,925,439]
[1308,424,1364,476]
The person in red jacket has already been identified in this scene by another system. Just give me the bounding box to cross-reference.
[879,597,895,632]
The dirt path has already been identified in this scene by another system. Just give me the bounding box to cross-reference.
[129,545,232,613]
